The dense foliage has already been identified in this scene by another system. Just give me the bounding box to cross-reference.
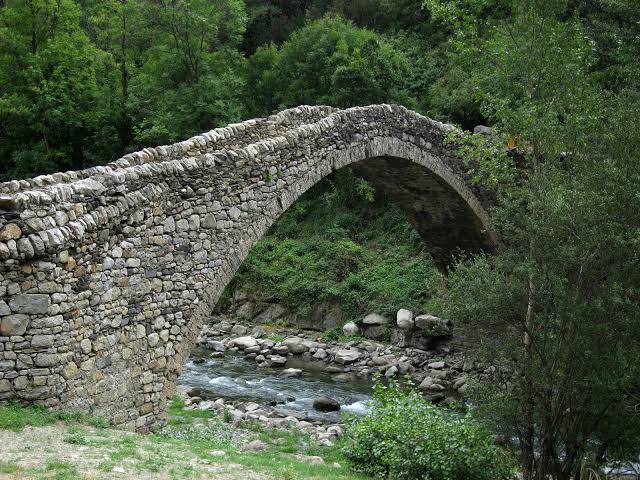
[425,0,640,478]
[2,1,640,477]
[226,170,437,320]
[342,378,514,480]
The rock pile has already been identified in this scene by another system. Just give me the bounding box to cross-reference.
[196,309,489,404]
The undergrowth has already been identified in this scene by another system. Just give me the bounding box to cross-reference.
[218,169,439,321]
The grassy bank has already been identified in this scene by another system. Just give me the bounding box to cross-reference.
[0,400,369,480]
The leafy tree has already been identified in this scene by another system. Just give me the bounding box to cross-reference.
[428,1,640,478]
[124,0,248,146]
[0,0,117,179]
[244,16,416,116]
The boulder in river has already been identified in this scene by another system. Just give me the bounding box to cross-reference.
[333,349,361,365]
[283,337,311,354]
[230,336,258,349]
[313,397,341,412]
[206,340,225,352]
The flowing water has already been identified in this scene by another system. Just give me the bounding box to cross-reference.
[178,350,373,423]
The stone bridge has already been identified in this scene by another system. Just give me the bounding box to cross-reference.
[0,104,496,430]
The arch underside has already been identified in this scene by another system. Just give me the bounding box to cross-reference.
[352,156,491,265]
[0,105,496,430]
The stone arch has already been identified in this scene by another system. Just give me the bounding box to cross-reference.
[0,105,496,430]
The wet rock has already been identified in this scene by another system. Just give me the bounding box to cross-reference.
[313,397,341,412]
[252,326,267,338]
[230,336,257,349]
[206,340,225,352]
[282,368,302,377]
[333,349,361,365]
[283,337,310,354]
[269,355,287,366]
[271,345,290,355]
[186,387,203,398]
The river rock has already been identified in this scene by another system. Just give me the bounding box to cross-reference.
[396,309,414,329]
[362,313,388,326]
[230,336,258,349]
[269,355,287,366]
[252,326,267,338]
[206,340,225,352]
[282,368,302,377]
[283,337,310,354]
[313,397,341,412]
[230,324,248,336]
[333,349,361,365]
[342,321,360,336]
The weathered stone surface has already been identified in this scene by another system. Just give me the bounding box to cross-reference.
[362,313,388,326]
[312,397,341,412]
[0,223,21,241]
[230,336,258,349]
[342,321,360,336]
[62,361,79,379]
[334,349,361,365]
[80,339,92,354]
[9,294,50,314]
[0,104,495,430]
[283,337,311,354]
[31,335,55,348]
[0,314,29,336]
[396,309,414,329]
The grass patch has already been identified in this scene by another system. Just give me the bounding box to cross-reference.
[0,401,110,432]
[169,395,214,423]
[0,462,21,474]
[44,460,84,480]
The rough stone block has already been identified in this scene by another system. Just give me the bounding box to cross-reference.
[9,294,50,314]
[0,314,29,336]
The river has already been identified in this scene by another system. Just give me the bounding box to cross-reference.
[178,350,373,423]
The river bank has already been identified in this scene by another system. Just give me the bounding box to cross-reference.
[0,401,368,480]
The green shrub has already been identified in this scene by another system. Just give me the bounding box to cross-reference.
[341,378,514,480]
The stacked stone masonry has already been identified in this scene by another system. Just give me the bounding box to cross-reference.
[0,104,496,431]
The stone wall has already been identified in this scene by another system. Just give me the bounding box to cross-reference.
[0,104,496,430]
